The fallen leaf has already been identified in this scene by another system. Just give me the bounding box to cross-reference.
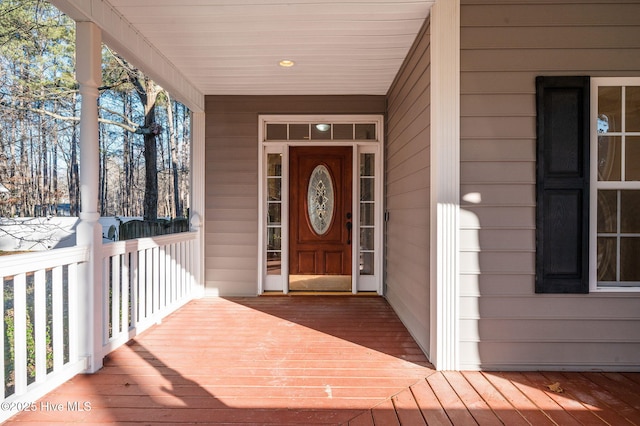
[546,382,563,393]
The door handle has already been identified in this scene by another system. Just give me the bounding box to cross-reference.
[346,212,352,245]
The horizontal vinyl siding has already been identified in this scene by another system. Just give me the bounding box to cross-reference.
[384,18,431,357]
[460,1,640,370]
[204,95,385,296]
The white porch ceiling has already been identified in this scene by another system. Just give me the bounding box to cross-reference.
[105,0,434,96]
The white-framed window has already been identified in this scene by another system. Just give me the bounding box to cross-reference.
[591,77,640,291]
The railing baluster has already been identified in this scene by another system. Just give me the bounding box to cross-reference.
[13,273,27,396]
[52,266,63,372]
[130,252,138,328]
[102,257,109,346]
[146,249,153,316]
[160,246,166,311]
[68,263,78,364]
[122,253,130,332]
[111,255,120,338]
[153,248,160,314]
[34,270,46,382]
[138,250,146,321]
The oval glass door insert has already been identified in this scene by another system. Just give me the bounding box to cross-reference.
[307,165,334,235]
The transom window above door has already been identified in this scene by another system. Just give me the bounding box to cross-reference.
[264,122,378,141]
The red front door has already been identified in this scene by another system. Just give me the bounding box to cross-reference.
[289,146,352,290]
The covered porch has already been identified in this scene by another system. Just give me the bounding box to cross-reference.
[4,296,640,424]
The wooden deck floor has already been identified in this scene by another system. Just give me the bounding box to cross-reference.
[6,296,640,425]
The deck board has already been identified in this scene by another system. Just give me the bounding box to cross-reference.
[5,296,640,425]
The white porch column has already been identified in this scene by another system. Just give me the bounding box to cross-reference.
[75,21,104,373]
[430,0,461,371]
[190,111,206,297]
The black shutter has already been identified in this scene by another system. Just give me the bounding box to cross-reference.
[535,76,590,294]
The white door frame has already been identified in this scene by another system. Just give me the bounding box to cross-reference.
[258,115,384,295]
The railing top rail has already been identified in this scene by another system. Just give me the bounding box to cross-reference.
[0,245,90,278]
[101,231,197,257]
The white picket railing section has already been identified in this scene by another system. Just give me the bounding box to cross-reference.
[0,231,199,422]
[0,246,90,420]
[100,232,198,354]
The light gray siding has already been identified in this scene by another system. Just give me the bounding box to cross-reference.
[460,1,640,370]
[384,18,431,356]
[204,96,385,296]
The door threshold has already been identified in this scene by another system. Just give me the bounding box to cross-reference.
[262,291,379,297]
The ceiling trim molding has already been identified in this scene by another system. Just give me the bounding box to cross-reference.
[50,0,205,112]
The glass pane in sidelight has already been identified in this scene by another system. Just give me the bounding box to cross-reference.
[360,178,374,201]
[625,86,640,132]
[359,252,374,275]
[267,252,282,275]
[360,227,374,250]
[360,153,375,176]
[598,86,622,133]
[267,227,282,251]
[267,154,282,176]
[267,177,281,201]
[598,136,621,181]
[267,203,281,224]
[360,203,374,226]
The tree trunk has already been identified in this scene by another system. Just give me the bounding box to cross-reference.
[166,93,182,217]
[133,75,161,221]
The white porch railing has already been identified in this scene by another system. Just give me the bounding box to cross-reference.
[100,232,198,354]
[0,230,199,422]
[0,246,89,420]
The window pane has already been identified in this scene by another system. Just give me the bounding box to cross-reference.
[597,237,617,281]
[267,154,282,176]
[360,252,374,275]
[360,153,375,176]
[267,227,281,250]
[360,228,374,250]
[360,203,374,226]
[311,123,331,140]
[621,238,640,281]
[355,123,376,140]
[360,178,374,201]
[597,190,617,233]
[333,124,353,139]
[266,123,287,140]
[625,137,640,180]
[267,203,281,224]
[620,190,640,233]
[267,178,281,201]
[598,86,622,133]
[598,136,621,181]
[267,252,281,275]
[625,86,640,132]
[290,124,309,140]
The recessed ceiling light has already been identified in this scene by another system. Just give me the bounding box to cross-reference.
[279,59,295,68]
